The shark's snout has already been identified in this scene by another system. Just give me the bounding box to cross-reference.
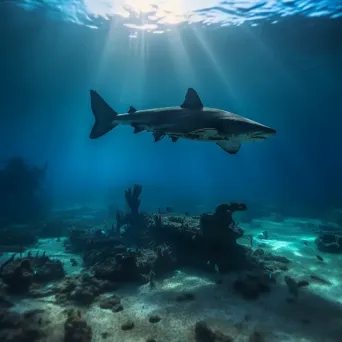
[250,125,276,140]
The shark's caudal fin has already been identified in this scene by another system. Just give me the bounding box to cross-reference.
[89,90,118,139]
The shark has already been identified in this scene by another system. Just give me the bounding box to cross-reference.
[89,87,276,154]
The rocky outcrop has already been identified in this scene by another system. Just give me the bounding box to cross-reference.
[315,232,342,253]
[0,253,65,294]
[0,308,47,342]
[64,309,92,342]
[55,273,117,306]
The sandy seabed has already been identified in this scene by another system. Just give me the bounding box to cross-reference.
[2,215,342,342]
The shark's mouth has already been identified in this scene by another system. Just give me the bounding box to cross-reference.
[251,133,266,140]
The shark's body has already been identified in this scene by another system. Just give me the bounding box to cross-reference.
[89,88,276,154]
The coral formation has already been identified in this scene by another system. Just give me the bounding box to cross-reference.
[0,253,64,294]
[125,184,142,216]
[55,273,117,306]
[0,308,47,341]
[65,186,290,286]
[315,232,342,253]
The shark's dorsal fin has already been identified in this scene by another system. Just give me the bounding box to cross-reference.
[128,106,137,114]
[180,88,203,110]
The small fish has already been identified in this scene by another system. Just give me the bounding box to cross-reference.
[214,264,219,273]
[302,240,308,245]
[316,255,324,262]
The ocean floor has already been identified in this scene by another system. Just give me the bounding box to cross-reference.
[1,212,342,342]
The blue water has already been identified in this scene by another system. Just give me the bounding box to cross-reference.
[0,0,341,215]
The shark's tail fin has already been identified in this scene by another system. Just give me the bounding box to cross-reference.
[89,90,119,139]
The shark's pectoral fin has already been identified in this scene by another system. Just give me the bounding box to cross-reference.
[132,125,144,134]
[153,130,165,142]
[217,140,241,154]
[128,106,137,114]
[170,136,179,142]
[180,88,203,110]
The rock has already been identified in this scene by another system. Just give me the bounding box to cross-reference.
[315,232,342,254]
[55,274,117,306]
[310,274,332,285]
[149,315,161,323]
[249,331,265,341]
[69,287,94,305]
[176,292,195,302]
[1,258,34,294]
[195,321,233,342]
[99,295,123,312]
[64,309,92,342]
[284,275,298,297]
[234,279,259,300]
[233,273,272,300]
[92,248,161,283]
[121,320,134,331]
[0,295,13,308]
[1,255,65,294]
[0,308,46,342]
[264,254,290,264]
[101,332,109,338]
[252,249,265,257]
[297,280,310,288]
[70,258,78,267]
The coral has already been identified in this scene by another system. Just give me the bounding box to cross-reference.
[55,273,117,306]
[149,204,251,272]
[64,309,92,342]
[115,211,126,235]
[248,249,291,272]
[155,243,177,273]
[93,249,152,282]
[315,232,342,253]
[0,308,46,341]
[85,244,176,284]
[0,254,65,294]
[200,203,245,244]
[66,226,122,254]
[1,258,34,294]
[125,184,142,215]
